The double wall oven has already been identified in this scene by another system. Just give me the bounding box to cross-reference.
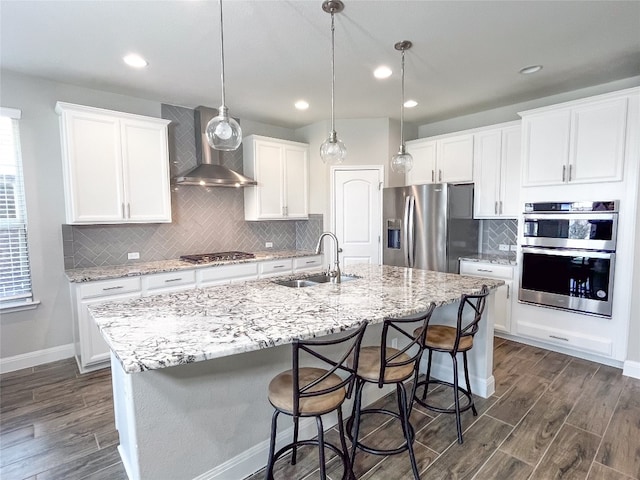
[519,201,618,317]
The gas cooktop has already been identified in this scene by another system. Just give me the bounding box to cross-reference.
[179,251,256,264]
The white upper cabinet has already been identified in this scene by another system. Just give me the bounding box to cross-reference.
[405,133,474,185]
[520,91,632,187]
[243,135,309,221]
[56,102,171,224]
[473,123,521,218]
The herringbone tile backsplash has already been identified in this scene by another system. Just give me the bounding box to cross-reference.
[481,219,518,254]
[63,104,322,268]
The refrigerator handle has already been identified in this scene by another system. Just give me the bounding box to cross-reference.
[407,195,416,268]
[403,195,411,267]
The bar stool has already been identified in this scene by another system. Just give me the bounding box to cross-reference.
[347,303,436,480]
[411,286,489,444]
[264,322,367,480]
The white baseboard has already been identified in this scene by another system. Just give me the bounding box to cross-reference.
[623,360,640,379]
[424,359,495,398]
[0,343,75,374]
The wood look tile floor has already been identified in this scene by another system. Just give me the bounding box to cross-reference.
[1,338,639,480]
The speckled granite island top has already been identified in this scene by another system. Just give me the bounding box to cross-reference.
[459,253,517,266]
[89,264,503,374]
[65,250,315,282]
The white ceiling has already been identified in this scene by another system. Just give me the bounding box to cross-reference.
[2,0,639,129]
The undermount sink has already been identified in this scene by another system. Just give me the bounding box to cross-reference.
[273,274,359,288]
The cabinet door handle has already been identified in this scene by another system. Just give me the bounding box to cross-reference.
[562,165,566,182]
[121,203,125,218]
[499,201,503,214]
[438,170,442,182]
[102,285,124,291]
[431,170,435,182]
[568,165,572,182]
[127,203,131,218]
[549,335,569,342]
[164,278,183,283]
[285,206,288,216]
[494,201,498,214]
[477,268,493,273]
[506,285,510,299]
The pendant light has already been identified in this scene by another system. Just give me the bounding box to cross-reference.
[205,0,242,151]
[320,0,347,165]
[391,41,413,174]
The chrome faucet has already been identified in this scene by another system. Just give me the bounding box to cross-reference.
[315,232,342,283]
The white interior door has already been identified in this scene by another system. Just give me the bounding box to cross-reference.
[333,168,382,267]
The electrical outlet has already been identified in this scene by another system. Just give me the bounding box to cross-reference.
[265,242,273,248]
[510,245,518,251]
[499,244,509,251]
[127,252,140,260]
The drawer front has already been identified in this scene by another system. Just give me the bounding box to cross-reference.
[517,320,612,356]
[293,255,323,271]
[198,263,259,283]
[460,261,513,280]
[144,270,196,291]
[259,259,293,276]
[79,277,141,299]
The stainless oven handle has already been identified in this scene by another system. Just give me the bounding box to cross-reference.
[521,247,614,259]
[522,213,617,221]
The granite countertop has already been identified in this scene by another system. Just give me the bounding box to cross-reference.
[89,264,504,374]
[65,250,317,283]
[459,253,517,266]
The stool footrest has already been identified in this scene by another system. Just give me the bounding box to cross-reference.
[269,439,351,480]
[413,378,475,414]
[346,408,415,456]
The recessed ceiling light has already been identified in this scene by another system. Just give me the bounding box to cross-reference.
[519,65,543,75]
[404,100,418,108]
[123,54,148,68]
[374,66,392,79]
[294,100,309,110]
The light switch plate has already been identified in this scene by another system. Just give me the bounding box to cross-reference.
[127,252,140,260]
[499,244,509,251]
[265,242,273,248]
[510,245,518,251]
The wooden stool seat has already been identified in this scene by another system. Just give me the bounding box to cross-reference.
[268,367,346,415]
[351,346,415,383]
[413,325,474,352]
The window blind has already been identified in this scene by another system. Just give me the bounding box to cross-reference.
[0,109,33,306]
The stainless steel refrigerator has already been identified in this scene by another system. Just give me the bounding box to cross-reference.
[382,183,479,273]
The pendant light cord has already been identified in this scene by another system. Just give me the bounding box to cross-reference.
[400,47,405,149]
[330,11,336,137]
[218,0,227,108]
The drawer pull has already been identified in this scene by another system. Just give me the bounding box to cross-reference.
[305,260,317,264]
[102,285,124,291]
[549,335,569,342]
[164,278,183,283]
[273,265,286,269]
[477,268,493,273]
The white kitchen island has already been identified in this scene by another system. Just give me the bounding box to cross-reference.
[89,264,502,480]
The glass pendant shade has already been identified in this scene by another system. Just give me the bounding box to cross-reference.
[320,131,347,165]
[391,147,413,174]
[206,106,242,151]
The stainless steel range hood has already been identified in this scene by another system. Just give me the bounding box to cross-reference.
[174,106,256,187]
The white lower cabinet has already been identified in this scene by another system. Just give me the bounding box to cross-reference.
[197,263,259,287]
[72,255,322,372]
[73,277,142,372]
[459,261,514,334]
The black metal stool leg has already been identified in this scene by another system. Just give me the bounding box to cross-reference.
[264,410,280,480]
[316,416,327,480]
[463,351,477,416]
[336,406,355,480]
[421,349,433,401]
[398,382,420,480]
[451,353,463,444]
[349,378,365,468]
[291,416,300,465]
